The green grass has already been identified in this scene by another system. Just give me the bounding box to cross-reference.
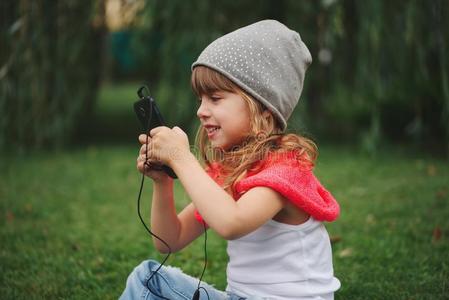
[1,82,448,299]
[1,145,448,299]
[0,145,227,299]
[315,147,449,299]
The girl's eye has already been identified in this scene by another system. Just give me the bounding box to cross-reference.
[196,94,222,105]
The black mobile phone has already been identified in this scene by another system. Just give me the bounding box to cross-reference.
[134,86,177,179]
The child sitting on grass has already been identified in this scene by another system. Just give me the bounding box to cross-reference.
[121,19,340,300]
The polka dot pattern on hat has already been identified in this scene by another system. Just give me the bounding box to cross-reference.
[192,20,312,131]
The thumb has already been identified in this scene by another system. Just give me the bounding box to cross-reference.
[172,126,184,134]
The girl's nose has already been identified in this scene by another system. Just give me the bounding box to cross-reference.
[196,101,211,119]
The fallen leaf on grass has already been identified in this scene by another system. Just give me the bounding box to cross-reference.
[432,226,442,243]
[6,211,14,223]
[435,188,448,199]
[338,248,353,258]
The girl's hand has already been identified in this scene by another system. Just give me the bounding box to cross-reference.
[147,126,191,167]
[137,140,171,183]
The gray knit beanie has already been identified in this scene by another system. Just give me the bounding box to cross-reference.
[192,19,312,131]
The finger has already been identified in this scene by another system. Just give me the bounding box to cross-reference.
[146,145,159,160]
[137,153,157,165]
[172,126,184,134]
[149,126,168,137]
[138,134,151,145]
[137,157,154,172]
[140,144,151,155]
[145,161,163,172]
[136,155,146,165]
[173,126,188,140]
[137,159,145,172]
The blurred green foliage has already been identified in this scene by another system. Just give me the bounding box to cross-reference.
[0,0,105,151]
[111,0,449,155]
[1,0,449,156]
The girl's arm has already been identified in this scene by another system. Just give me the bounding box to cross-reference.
[145,127,286,240]
[171,154,285,240]
[137,135,204,253]
[149,178,205,253]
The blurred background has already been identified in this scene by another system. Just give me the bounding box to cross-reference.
[1,1,449,299]
[1,0,448,155]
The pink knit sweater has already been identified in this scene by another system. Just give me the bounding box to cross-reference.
[195,151,340,223]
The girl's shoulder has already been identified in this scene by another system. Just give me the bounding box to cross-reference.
[202,149,340,222]
[235,150,340,222]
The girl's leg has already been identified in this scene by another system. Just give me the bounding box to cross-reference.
[119,259,228,300]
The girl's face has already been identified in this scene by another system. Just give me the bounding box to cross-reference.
[197,91,251,151]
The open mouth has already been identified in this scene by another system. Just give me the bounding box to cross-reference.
[205,126,220,134]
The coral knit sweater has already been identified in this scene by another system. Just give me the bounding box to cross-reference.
[195,151,340,223]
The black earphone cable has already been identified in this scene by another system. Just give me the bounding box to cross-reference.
[137,168,172,300]
[136,87,209,300]
[192,220,210,300]
[136,98,172,300]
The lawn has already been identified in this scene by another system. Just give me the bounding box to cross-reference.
[1,83,448,299]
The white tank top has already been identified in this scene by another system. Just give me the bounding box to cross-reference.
[226,217,341,299]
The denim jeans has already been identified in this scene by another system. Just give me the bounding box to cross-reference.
[119,259,263,300]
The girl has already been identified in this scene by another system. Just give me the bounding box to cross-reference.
[120,20,340,300]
